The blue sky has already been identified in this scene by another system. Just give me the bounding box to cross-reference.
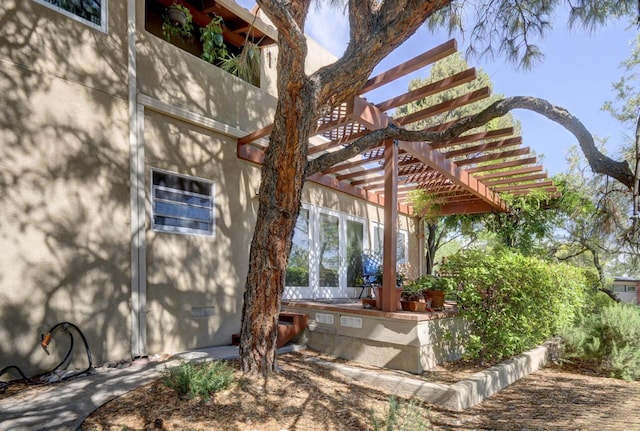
[237,1,636,176]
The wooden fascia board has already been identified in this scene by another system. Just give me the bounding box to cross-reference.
[430,127,515,150]
[395,87,491,126]
[476,165,544,180]
[359,39,457,95]
[465,156,538,174]
[375,68,476,112]
[398,140,507,212]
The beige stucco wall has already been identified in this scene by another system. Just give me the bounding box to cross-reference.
[284,304,468,374]
[0,1,130,373]
[142,109,264,354]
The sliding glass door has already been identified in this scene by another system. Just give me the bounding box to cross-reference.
[284,206,367,300]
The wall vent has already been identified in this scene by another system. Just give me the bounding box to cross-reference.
[315,313,334,325]
[340,316,363,329]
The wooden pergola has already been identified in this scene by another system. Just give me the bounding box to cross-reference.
[237,39,559,312]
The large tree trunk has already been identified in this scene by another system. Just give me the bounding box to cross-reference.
[425,222,437,274]
[239,0,314,376]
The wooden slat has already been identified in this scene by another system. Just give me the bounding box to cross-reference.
[455,148,532,167]
[238,124,273,145]
[442,137,522,159]
[483,173,548,186]
[465,156,538,174]
[430,127,515,150]
[375,68,476,112]
[475,165,544,180]
[494,180,554,193]
[395,87,491,126]
[309,130,369,155]
[359,39,457,95]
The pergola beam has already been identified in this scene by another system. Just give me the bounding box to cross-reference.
[359,39,458,95]
[430,127,515,150]
[442,137,522,159]
[395,87,491,126]
[465,156,538,174]
[476,165,544,180]
[375,68,476,112]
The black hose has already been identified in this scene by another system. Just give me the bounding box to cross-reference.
[0,321,93,393]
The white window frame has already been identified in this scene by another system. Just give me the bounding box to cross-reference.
[33,0,108,33]
[150,168,215,237]
[369,221,408,263]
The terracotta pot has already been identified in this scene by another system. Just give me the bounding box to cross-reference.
[374,286,403,310]
[361,298,377,308]
[423,289,445,309]
[400,300,426,312]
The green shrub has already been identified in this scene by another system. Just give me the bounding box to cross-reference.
[162,360,235,400]
[563,303,640,381]
[441,249,590,363]
[369,396,432,431]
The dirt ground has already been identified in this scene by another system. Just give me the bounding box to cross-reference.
[74,350,640,431]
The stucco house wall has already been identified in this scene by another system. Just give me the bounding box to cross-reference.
[0,1,131,373]
[0,1,424,372]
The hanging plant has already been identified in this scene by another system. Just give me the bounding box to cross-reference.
[162,3,193,42]
[200,14,228,64]
[220,40,261,83]
[219,11,262,84]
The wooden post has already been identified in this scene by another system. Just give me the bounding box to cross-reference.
[382,139,398,311]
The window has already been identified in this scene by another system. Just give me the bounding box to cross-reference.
[371,222,408,263]
[151,169,214,236]
[34,0,107,31]
[286,208,310,287]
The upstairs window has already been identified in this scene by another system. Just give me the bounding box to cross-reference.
[151,169,215,237]
[34,0,107,31]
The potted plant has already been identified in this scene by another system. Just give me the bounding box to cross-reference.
[414,275,453,310]
[220,41,261,83]
[200,14,228,64]
[162,3,193,42]
[400,282,426,312]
